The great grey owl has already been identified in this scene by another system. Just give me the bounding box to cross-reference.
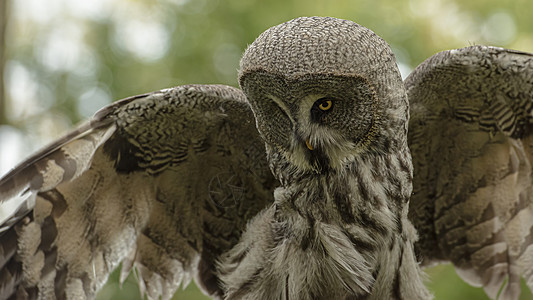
[0,16,532,300]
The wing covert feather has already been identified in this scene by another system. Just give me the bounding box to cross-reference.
[407,46,533,299]
[0,84,276,299]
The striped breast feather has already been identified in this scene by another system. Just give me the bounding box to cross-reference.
[407,46,533,300]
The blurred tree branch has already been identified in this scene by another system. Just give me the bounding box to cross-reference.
[0,0,7,125]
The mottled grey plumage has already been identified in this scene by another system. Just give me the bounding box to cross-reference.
[0,86,277,299]
[407,46,533,299]
[0,16,532,300]
[218,17,426,300]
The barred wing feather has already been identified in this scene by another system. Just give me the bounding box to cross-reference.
[0,84,276,299]
[407,46,533,300]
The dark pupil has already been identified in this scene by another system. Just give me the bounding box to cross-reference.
[310,98,333,123]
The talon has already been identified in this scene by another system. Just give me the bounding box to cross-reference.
[305,140,314,150]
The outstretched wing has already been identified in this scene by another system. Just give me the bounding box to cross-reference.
[0,84,276,299]
[407,46,533,300]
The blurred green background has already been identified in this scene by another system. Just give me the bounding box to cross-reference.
[1,0,533,299]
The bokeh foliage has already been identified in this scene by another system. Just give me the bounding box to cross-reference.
[2,0,533,299]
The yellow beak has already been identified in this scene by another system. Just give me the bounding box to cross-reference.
[305,140,314,151]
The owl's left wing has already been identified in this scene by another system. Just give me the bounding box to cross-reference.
[0,84,276,299]
[407,46,533,300]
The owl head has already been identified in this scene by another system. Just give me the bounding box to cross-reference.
[239,17,408,181]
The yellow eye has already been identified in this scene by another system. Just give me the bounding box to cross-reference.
[318,100,332,111]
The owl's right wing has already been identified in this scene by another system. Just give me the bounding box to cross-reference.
[407,46,533,299]
[0,84,276,299]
